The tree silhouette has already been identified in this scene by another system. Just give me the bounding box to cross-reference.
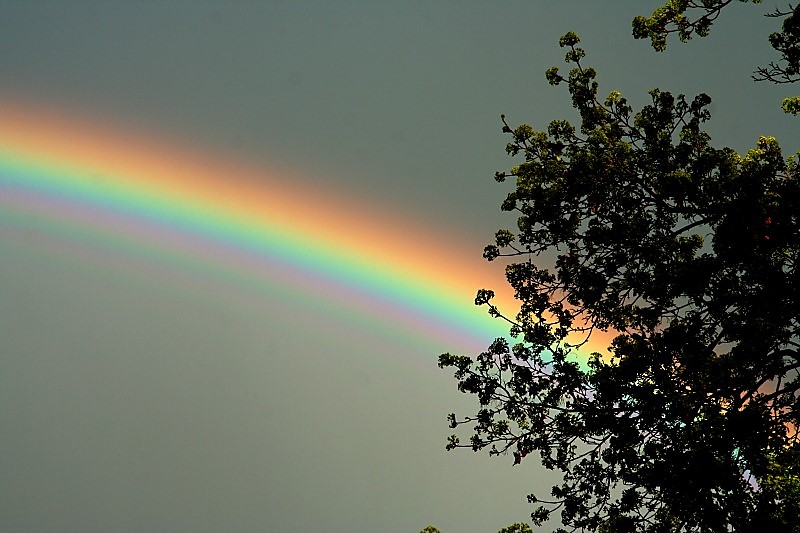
[440,27,800,532]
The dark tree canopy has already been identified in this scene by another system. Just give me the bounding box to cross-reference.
[439,30,800,532]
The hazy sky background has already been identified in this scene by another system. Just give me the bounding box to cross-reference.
[0,2,795,532]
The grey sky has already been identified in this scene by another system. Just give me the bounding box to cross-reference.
[0,2,795,532]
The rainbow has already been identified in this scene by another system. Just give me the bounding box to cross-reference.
[0,101,523,356]
[0,101,612,361]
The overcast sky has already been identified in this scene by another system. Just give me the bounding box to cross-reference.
[0,2,795,532]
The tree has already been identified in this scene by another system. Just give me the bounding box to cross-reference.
[439,22,800,533]
[632,0,800,114]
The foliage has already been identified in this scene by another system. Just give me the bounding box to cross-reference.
[439,31,800,532]
[417,523,532,533]
[633,0,800,114]
[783,95,800,115]
[755,4,800,85]
[497,523,533,533]
[632,0,765,52]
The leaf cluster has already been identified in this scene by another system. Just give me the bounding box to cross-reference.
[755,4,800,85]
[633,1,800,114]
[440,33,800,532]
[632,0,764,52]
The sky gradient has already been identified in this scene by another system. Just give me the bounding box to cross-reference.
[0,2,795,532]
